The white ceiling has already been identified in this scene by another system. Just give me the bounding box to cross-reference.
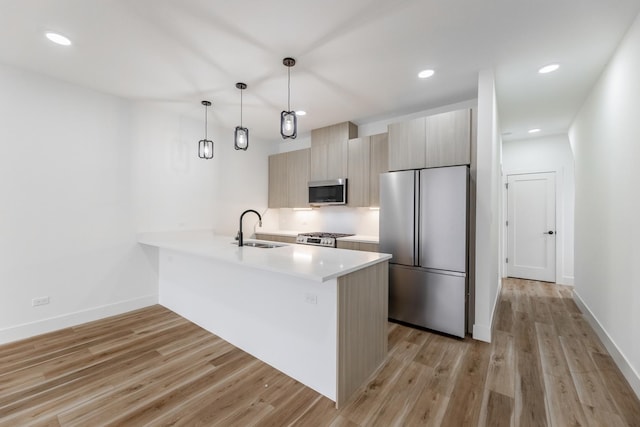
[1,0,638,142]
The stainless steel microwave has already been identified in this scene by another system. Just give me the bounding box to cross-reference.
[308,179,347,205]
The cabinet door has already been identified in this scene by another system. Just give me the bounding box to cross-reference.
[287,149,310,207]
[388,117,426,171]
[347,137,370,207]
[369,133,388,207]
[326,140,349,179]
[310,122,357,181]
[425,109,471,167]
[336,241,380,252]
[309,143,327,181]
[256,234,297,244]
[359,243,380,252]
[310,126,330,181]
[337,241,360,250]
[268,153,288,208]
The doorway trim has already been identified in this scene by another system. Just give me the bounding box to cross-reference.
[501,166,573,285]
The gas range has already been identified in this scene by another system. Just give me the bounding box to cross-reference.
[296,232,355,248]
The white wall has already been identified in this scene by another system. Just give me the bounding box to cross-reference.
[130,103,215,232]
[0,64,157,343]
[0,62,275,344]
[569,13,640,397]
[274,207,379,236]
[473,69,503,343]
[130,102,272,237]
[502,134,575,284]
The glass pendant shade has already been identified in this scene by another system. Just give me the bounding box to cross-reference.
[234,126,248,150]
[280,111,297,138]
[198,100,213,159]
[280,57,297,139]
[234,83,249,150]
[198,138,213,159]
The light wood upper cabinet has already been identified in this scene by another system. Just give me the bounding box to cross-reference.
[347,137,371,207]
[310,122,357,181]
[388,108,472,171]
[268,153,288,208]
[388,117,426,171]
[425,108,471,167]
[287,149,310,208]
[268,148,310,208]
[347,132,388,207]
[369,133,389,207]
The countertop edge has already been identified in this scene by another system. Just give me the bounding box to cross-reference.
[138,232,389,283]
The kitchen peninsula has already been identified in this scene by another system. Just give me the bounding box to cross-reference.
[138,230,391,407]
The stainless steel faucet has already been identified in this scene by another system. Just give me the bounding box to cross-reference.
[237,209,262,247]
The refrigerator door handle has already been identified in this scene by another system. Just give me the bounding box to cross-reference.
[414,171,420,267]
[418,268,466,277]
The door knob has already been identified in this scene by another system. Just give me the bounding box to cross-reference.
[545,231,554,235]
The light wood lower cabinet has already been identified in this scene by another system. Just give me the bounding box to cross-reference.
[337,241,380,252]
[255,234,297,244]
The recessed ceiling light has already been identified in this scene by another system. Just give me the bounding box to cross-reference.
[418,69,435,79]
[528,128,541,133]
[45,32,72,46]
[295,110,306,116]
[538,64,559,74]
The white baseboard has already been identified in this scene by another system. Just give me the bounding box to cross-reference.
[473,324,491,342]
[473,278,503,343]
[0,294,159,345]
[559,275,575,286]
[573,290,640,400]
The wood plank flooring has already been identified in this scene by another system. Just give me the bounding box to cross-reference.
[1,278,639,426]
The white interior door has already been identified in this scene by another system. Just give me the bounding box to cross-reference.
[507,172,556,282]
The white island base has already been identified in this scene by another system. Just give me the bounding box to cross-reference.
[145,233,389,408]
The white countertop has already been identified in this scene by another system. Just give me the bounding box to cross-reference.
[256,228,379,244]
[138,230,391,283]
[337,235,379,244]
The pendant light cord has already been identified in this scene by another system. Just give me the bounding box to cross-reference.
[287,66,291,112]
[240,88,243,127]
[204,104,208,140]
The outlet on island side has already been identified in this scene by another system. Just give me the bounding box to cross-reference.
[32,296,50,307]
[305,293,317,305]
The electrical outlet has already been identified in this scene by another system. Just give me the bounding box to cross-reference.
[32,296,50,307]
[305,293,317,305]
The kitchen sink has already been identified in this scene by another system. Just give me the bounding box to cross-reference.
[232,241,285,249]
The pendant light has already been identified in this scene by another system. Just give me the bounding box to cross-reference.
[198,100,213,159]
[234,83,249,150]
[280,57,297,139]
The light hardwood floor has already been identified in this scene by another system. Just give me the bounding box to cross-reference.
[1,278,639,426]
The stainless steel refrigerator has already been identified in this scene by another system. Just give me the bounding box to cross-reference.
[379,165,468,338]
